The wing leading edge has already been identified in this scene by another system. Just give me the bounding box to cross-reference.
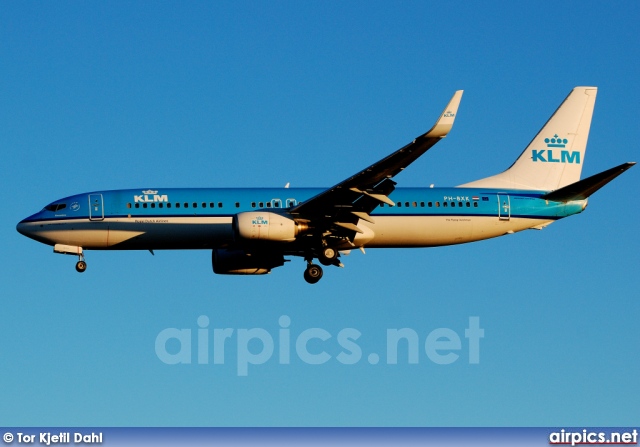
[290,90,463,239]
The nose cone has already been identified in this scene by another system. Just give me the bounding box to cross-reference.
[17,215,58,246]
[17,219,30,237]
[17,218,41,242]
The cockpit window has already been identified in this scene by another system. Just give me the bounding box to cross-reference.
[44,203,67,212]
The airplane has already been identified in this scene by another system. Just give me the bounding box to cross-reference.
[16,87,635,283]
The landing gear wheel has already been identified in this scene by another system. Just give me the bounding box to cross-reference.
[303,264,323,284]
[318,247,338,266]
[75,260,87,273]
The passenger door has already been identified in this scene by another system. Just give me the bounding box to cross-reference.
[88,194,104,221]
[497,194,510,220]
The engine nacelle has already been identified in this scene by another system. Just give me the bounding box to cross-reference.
[212,249,285,275]
[234,212,307,242]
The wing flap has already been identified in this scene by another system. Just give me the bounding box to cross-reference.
[335,222,364,234]
[351,211,375,224]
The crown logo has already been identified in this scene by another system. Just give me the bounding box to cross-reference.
[545,135,568,148]
[142,189,158,195]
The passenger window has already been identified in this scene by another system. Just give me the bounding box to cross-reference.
[443,202,448,207]
[151,203,155,208]
[397,202,402,207]
[466,202,470,207]
[135,203,140,209]
[193,203,197,208]
[143,203,148,208]
[218,202,223,208]
[184,203,189,208]
[202,202,206,208]
[405,202,409,207]
[176,203,180,208]
[235,202,240,208]
[380,203,385,207]
[474,202,478,207]
[210,202,214,208]
[266,202,271,208]
[436,202,440,207]
[420,202,424,207]
[428,202,432,207]
[252,202,256,208]
[259,202,264,207]
[458,202,463,207]
[159,203,164,208]
[167,203,172,208]
[127,203,131,209]
[274,202,280,208]
[413,202,417,207]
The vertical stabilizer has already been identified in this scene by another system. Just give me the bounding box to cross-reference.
[460,87,597,190]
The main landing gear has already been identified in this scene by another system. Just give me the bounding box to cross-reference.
[303,262,323,284]
[318,246,339,266]
[303,246,343,284]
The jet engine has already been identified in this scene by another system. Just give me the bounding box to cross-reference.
[212,249,285,275]
[234,212,308,242]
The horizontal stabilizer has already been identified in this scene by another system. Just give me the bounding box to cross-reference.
[541,162,635,202]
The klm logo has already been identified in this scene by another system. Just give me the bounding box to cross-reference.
[532,135,580,164]
[134,189,169,203]
[443,110,455,118]
[532,150,580,163]
[252,216,268,225]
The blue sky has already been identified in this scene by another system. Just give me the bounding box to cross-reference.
[1,1,639,427]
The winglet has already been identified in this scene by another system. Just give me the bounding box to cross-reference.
[424,90,464,138]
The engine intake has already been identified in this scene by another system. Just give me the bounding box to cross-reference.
[212,249,285,275]
[234,212,307,242]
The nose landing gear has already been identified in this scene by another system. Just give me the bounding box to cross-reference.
[54,244,87,273]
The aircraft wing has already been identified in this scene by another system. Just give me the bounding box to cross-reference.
[290,90,463,237]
